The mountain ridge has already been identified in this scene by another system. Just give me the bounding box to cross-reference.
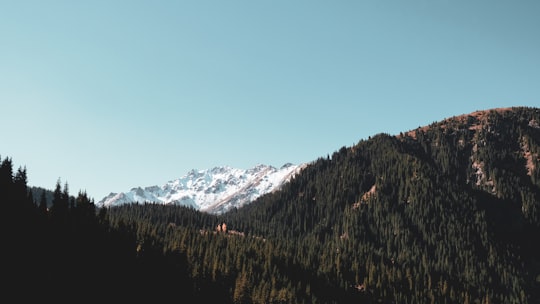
[213,106,540,302]
[96,163,306,214]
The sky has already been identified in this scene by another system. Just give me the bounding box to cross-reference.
[1,0,539,201]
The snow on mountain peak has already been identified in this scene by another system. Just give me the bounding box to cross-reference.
[96,163,306,214]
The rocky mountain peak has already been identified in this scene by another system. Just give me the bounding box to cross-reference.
[96,163,305,214]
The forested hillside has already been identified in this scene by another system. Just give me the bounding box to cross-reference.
[3,107,540,303]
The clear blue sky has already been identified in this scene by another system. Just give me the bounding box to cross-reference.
[1,0,539,201]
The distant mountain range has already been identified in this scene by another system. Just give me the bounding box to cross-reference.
[96,163,305,214]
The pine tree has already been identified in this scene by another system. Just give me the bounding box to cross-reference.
[39,189,48,215]
[50,178,69,226]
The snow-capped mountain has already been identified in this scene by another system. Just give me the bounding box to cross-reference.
[96,163,306,214]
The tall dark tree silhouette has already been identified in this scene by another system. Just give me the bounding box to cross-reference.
[0,156,14,208]
[50,178,69,227]
[38,189,48,217]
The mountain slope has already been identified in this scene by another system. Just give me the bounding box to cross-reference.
[216,106,540,303]
[97,163,305,214]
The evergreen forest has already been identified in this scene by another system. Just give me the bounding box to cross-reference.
[3,106,540,303]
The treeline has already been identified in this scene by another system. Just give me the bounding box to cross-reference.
[3,107,540,303]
